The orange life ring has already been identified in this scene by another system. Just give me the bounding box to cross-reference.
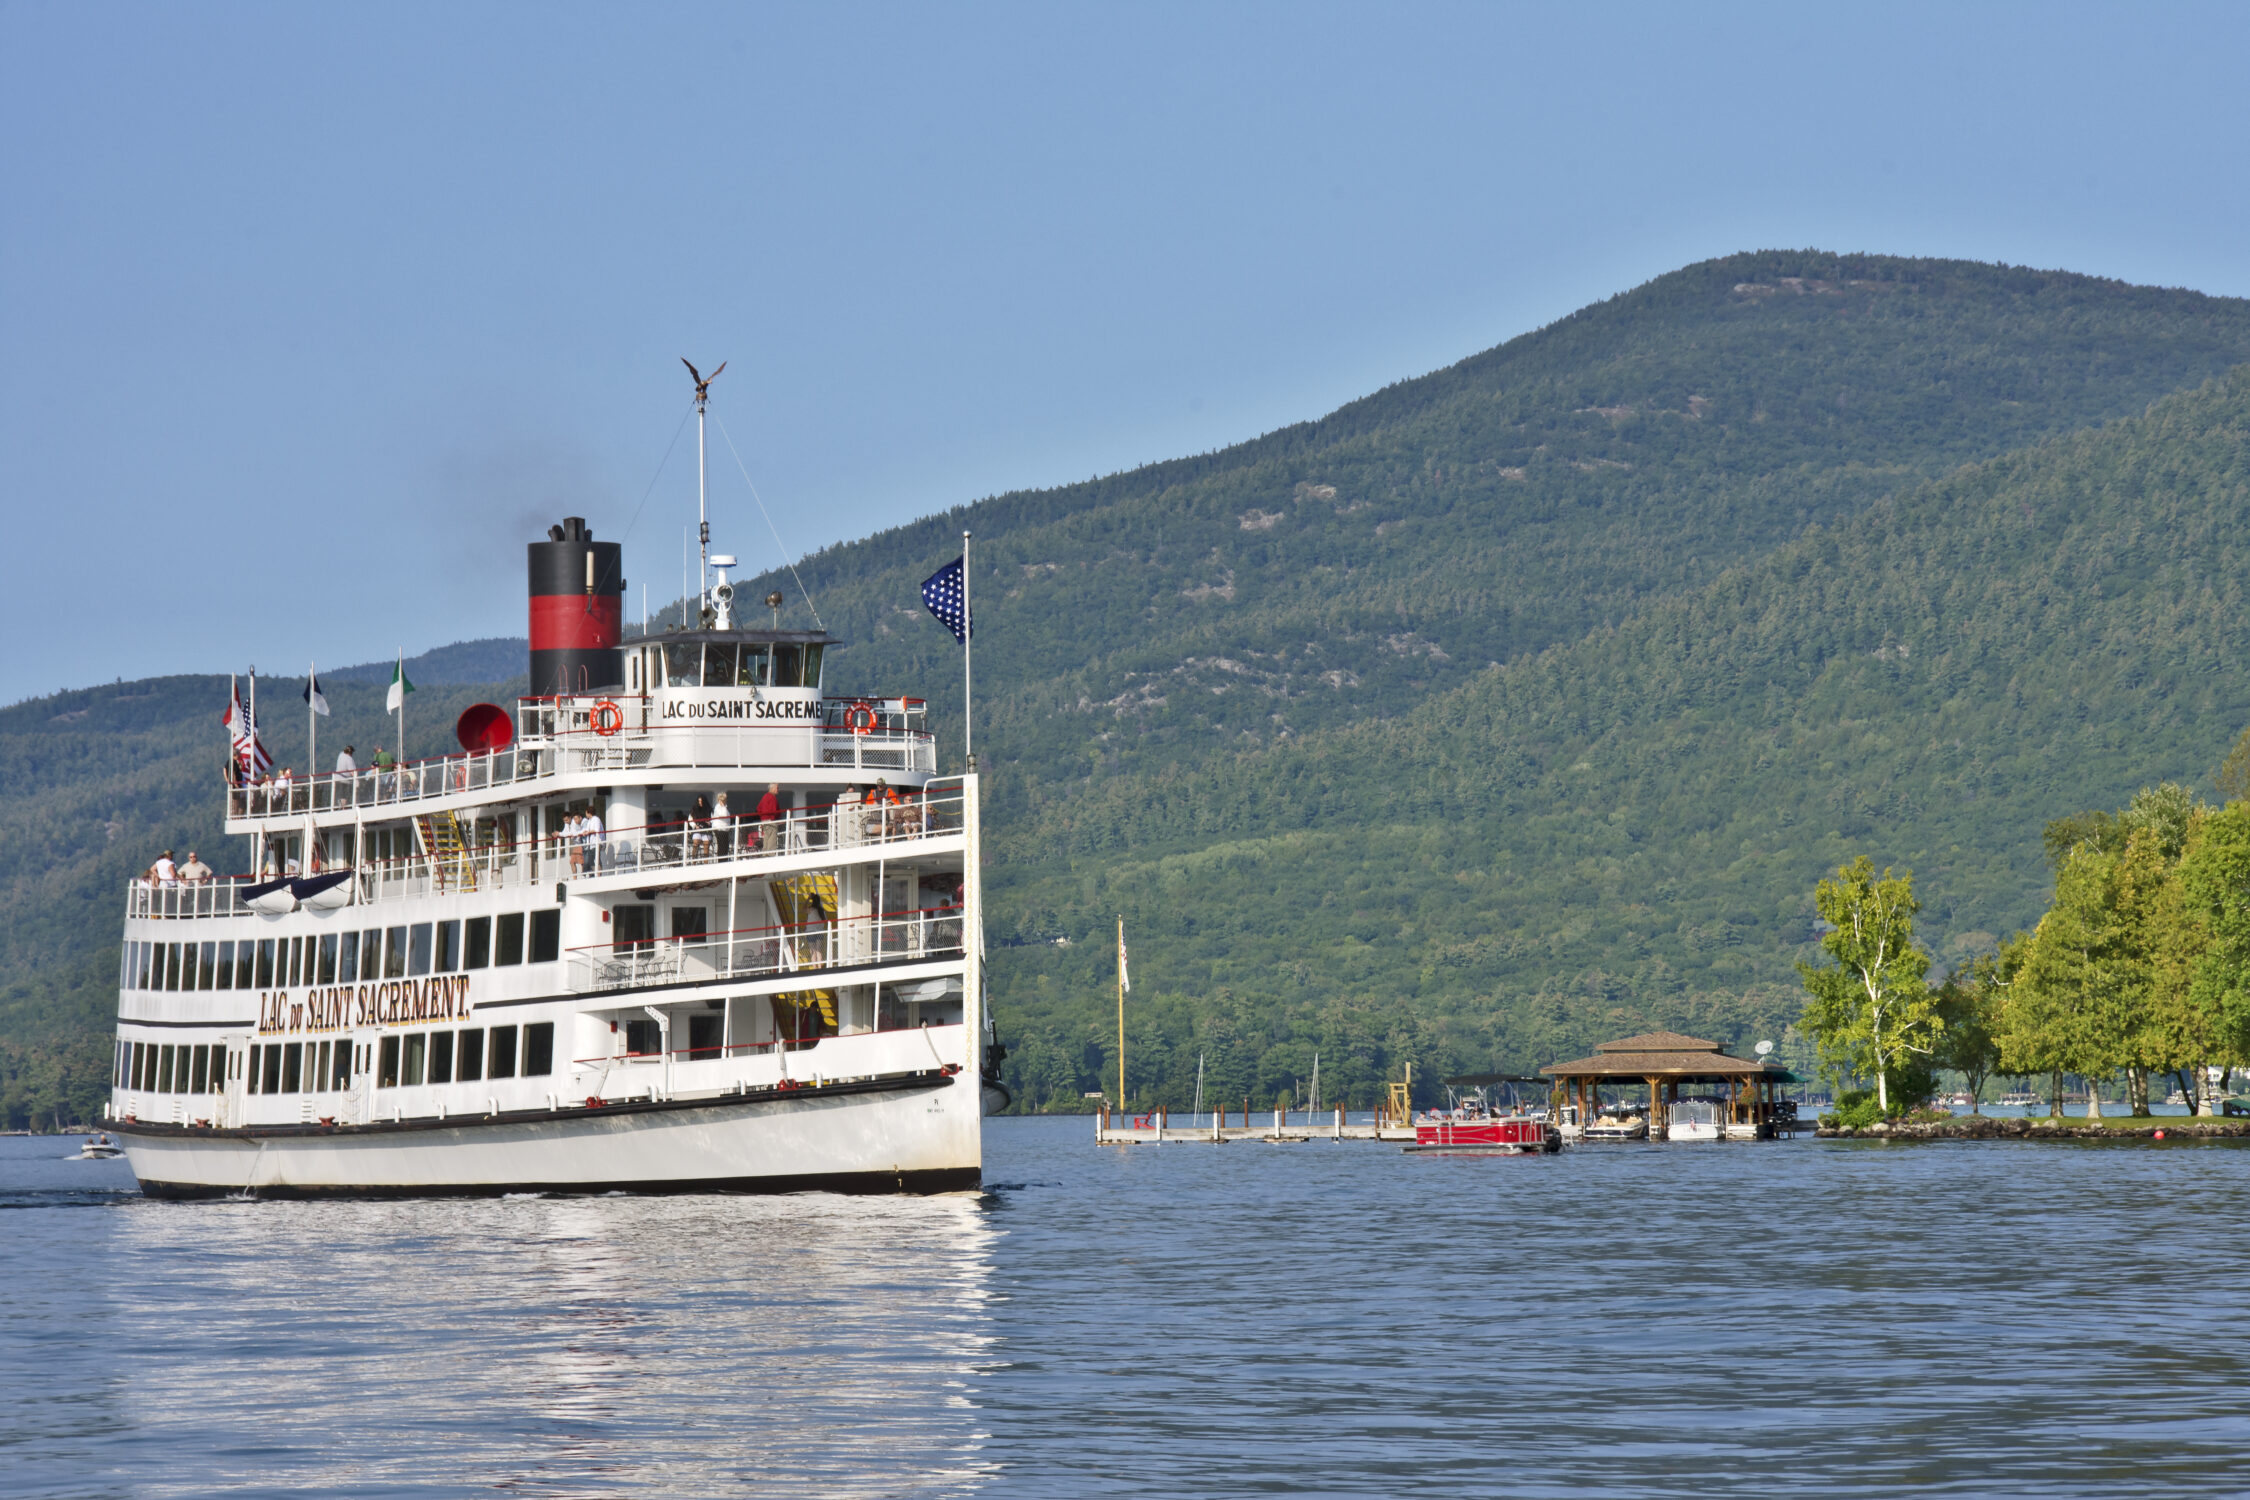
[844,700,877,735]
[591,699,624,737]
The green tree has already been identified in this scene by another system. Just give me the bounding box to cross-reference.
[2217,725,2250,806]
[2181,800,2250,1089]
[1935,944,2010,1112]
[1798,857,1939,1113]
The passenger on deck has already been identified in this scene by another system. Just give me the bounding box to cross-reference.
[335,745,357,775]
[260,847,280,880]
[152,850,180,888]
[274,767,295,810]
[564,811,585,875]
[180,851,213,885]
[581,807,606,872]
[756,783,782,850]
[689,795,715,861]
[710,791,733,856]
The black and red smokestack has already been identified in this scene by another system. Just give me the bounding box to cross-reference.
[528,517,624,696]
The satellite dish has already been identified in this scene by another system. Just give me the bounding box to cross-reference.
[1755,1040,1776,1057]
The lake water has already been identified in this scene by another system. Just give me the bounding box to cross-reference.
[7,1119,2250,1497]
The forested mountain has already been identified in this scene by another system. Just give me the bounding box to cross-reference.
[6,250,2250,1126]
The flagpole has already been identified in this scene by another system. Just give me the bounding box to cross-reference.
[396,647,405,767]
[962,529,974,772]
[308,659,317,776]
[1116,914,1125,1112]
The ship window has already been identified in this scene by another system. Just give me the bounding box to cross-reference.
[309,1040,326,1092]
[801,643,823,691]
[190,1045,209,1094]
[319,934,337,985]
[687,1013,721,1060]
[436,920,460,973]
[384,927,407,979]
[625,1018,658,1056]
[429,1030,454,1085]
[113,1041,125,1088]
[704,643,739,686]
[138,1041,153,1092]
[664,641,703,688]
[377,1036,400,1088]
[672,907,708,944]
[407,924,432,977]
[456,1029,484,1082]
[626,651,640,693]
[495,913,525,967]
[234,941,253,989]
[282,1043,302,1093]
[739,642,770,687]
[488,1025,518,1079]
[464,917,491,969]
[238,1044,252,1094]
[157,1045,174,1094]
[524,1022,554,1076]
[772,642,804,688]
[256,939,275,988]
[614,904,656,953]
[210,941,230,990]
[339,931,359,983]
[161,943,178,991]
[288,936,305,988]
[261,1045,283,1095]
[529,910,560,964]
[199,942,217,991]
[402,1034,425,1087]
[333,1040,352,1089]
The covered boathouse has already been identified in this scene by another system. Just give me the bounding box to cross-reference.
[1541,1031,1793,1139]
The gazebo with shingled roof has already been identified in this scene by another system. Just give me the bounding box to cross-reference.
[1539,1031,1791,1138]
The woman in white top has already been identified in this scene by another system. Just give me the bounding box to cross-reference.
[564,812,584,876]
[710,792,733,857]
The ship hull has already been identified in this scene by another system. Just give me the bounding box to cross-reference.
[114,1069,980,1199]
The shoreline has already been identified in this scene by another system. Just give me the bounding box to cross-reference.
[1818,1115,2250,1141]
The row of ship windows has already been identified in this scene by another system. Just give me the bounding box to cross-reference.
[123,912,564,993]
[114,1024,558,1097]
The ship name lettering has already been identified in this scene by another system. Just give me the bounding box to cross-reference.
[660,698,819,722]
[257,976,473,1034]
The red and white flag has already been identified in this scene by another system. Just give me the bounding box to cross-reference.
[224,677,271,779]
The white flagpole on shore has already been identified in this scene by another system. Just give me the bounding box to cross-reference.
[963,529,973,771]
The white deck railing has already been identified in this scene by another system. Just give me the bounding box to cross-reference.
[567,906,966,994]
[226,699,937,824]
[125,788,964,922]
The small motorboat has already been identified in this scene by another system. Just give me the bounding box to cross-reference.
[1581,1112,1648,1142]
[1668,1099,1721,1142]
[75,1132,124,1160]
[1405,1082,1561,1154]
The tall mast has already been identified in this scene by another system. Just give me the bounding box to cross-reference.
[682,358,725,627]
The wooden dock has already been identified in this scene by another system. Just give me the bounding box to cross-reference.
[1095,1107,1415,1145]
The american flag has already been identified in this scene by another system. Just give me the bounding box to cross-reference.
[224,679,271,779]
[920,555,970,643]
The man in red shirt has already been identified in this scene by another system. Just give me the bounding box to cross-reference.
[756,783,783,850]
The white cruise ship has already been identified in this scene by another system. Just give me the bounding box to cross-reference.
[107,514,991,1197]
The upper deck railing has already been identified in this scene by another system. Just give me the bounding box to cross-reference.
[225,695,937,823]
[127,787,966,921]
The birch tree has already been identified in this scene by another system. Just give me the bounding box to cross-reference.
[1799,857,1939,1113]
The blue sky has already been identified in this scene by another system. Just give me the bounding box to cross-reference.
[5,1,2246,704]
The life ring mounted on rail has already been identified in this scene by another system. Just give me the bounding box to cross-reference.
[590,699,624,737]
[844,700,878,735]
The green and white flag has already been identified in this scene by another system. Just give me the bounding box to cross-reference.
[386,656,416,713]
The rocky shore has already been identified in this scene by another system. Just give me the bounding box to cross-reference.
[1818,1116,2250,1140]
